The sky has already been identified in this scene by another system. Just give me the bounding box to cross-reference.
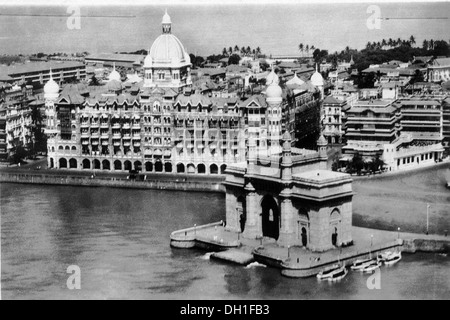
[1,0,449,6]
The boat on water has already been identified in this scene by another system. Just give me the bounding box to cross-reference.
[327,265,348,281]
[377,250,393,263]
[362,260,382,273]
[350,258,374,271]
[316,264,341,280]
[383,251,402,266]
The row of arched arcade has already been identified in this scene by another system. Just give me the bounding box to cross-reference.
[48,157,227,174]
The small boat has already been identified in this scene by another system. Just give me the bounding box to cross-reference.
[377,250,393,263]
[383,251,402,266]
[350,258,373,271]
[362,260,382,273]
[327,265,348,281]
[317,264,341,280]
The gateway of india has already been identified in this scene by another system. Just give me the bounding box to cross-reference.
[223,71,353,252]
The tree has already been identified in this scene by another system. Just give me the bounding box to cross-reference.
[409,35,416,47]
[228,54,241,65]
[422,39,429,50]
[222,47,228,56]
[313,48,328,64]
[228,47,233,56]
[305,44,310,57]
[256,47,261,57]
[89,75,100,86]
[350,152,364,175]
[299,43,304,57]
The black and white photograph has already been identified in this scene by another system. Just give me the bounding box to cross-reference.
[0,0,449,304]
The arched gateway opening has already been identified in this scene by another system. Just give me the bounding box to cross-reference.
[261,195,279,240]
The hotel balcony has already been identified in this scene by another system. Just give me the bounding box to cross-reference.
[80,122,89,128]
[123,141,131,147]
[112,133,121,138]
[81,140,89,145]
[122,134,131,139]
[132,123,141,129]
[81,132,90,138]
[122,123,131,130]
[101,139,109,146]
[112,123,121,129]
[91,139,99,146]
[113,140,121,146]
[91,122,99,128]
[100,122,109,128]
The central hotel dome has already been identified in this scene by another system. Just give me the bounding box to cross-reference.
[147,11,190,66]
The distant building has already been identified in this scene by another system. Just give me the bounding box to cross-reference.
[342,99,401,160]
[85,53,146,70]
[0,83,34,161]
[443,98,450,148]
[427,57,450,83]
[0,61,86,86]
[322,96,346,144]
[342,96,446,171]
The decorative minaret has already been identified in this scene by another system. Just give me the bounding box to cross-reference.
[247,134,257,175]
[43,69,60,168]
[265,68,283,156]
[317,133,328,169]
[311,63,324,99]
[281,130,293,182]
[162,9,171,34]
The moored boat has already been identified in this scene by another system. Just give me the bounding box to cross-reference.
[317,264,340,280]
[362,260,382,273]
[383,251,402,266]
[350,258,373,271]
[377,250,393,263]
[327,265,348,281]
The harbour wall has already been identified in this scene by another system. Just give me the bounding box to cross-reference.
[402,238,450,253]
[0,172,226,193]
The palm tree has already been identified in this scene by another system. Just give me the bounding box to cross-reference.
[409,35,416,46]
[310,45,315,53]
[299,43,304,57]
[422,39,429,50]
[228,47,233,55]
[234,45,239,53]
[246,46,251,56]
[429,39,435,50]
[222,47,228,56]
[366,41,372,50]
[388,38,394,48]
[397,38,402,47]
[381,39,387,48]
[305,44,309,57]
[256,47,261,57]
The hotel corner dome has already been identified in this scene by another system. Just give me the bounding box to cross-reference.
[108,68,121,82]
[311,70,324,87]
[44,77,59,95]
[266,82,282,99]
[266,69,279,86]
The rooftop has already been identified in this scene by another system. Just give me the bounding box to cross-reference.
[85,53,145,63]
[0,61,85,77]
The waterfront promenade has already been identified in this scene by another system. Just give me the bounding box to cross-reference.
[0,158,226,193]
